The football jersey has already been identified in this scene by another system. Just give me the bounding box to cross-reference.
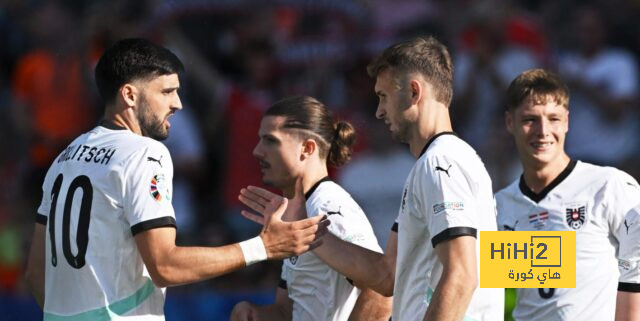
[392,132,504,321]
[496,160,640,321]
[36,124,176,320]
[280,178,382,321]
[616,205,640,292]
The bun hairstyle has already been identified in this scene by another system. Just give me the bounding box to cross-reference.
[265,96,356,167]
[329,121,356,167]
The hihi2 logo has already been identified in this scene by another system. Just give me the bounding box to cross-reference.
[479,231,576,288]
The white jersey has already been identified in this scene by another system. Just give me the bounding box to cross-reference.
[37,125,176,320]
[617,204,640,292]
[393,133,503,321]
[280,178,382,321]
[496,161,640,321]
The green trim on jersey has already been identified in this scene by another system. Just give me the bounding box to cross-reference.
[44,279,156,321]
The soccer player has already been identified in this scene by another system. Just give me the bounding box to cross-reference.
[496,69,640,321]
[239,36,504,320]
[230,96,391,321]
[23,38,329,320]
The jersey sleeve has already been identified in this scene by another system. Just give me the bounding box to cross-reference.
[123,141,176,235]
[307,196,382,253]
[617,206,640,291]
[606,170,640,240]
[36,161,61,224]
[419,155,478,248]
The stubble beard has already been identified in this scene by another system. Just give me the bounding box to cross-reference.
[137,94,169,141]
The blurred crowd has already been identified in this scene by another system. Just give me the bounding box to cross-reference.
[1,0,640,310]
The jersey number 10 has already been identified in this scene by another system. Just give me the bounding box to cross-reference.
[48,173,92,269]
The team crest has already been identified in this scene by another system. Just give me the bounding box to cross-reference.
[289,256,298,265]
[150,173,171,202]
[565,204,586,230]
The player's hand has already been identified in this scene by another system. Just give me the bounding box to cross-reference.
[230,301,258,321]
[239,180,329,259]
[239,177,308,223]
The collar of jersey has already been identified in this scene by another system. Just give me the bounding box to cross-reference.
[99,120,127,131]
[304,176,332,199]
[519,159,577,203]
[419,131,458,157]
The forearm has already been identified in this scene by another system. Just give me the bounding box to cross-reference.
[252,303,291,320]
[348,288,392,321]
[25,223,45,309]
[25,272,45,309]
[423,269,476,321]
[616,291,640,321]
[314,233,394,295]
[152,243,246,287]
[135,228,249,287]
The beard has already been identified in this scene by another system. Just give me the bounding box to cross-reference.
[137,94,169,141]
[391,120,411,144]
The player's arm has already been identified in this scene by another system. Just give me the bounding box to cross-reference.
[135,196,329,287]
[239,184,397,296]
[423,235,477,321]
[313,231,397,296]
[616,291,640,321]
[231,287,293,321]
[25,222,46,309]
[615,206,640,321]
[348,287,392,321]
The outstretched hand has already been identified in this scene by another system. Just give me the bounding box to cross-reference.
[238,179,328,259]
[239,177,310,223]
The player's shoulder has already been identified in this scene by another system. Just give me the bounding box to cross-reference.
[307,180,361,214]
[424,134,482,169]
[576,161,638,188]
[495,178,521,200]
[307,180,351,206]
[420,134,488,185]
[424,133,474,158]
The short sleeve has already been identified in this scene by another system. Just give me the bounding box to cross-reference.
[607,170,640,240]
[36,162,60,224]
[307,196,381,252]
[419,155,478,247]
[618,206,640,291]
[123,142,176,235]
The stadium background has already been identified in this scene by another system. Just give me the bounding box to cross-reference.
[1,0,639,320]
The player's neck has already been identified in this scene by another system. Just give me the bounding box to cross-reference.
[522,155,571,193]
[104,108,142,136]
[410,104,452,158]
[283,167,329,199]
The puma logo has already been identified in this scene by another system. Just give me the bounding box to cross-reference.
[435,165,452,177]
[327,207,343,216]
[625,219,633,234]
[147,156,163,168]
[503,220,519,231]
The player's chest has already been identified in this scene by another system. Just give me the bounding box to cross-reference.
[504,198,602,232]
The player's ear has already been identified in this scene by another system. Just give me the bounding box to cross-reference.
[505,110,514,133]
[300,138,317,160]
[120,83,139,109]
[409,78,422,105]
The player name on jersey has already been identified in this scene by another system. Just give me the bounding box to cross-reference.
[57,144,116,165]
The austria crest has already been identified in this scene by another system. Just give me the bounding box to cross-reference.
[565,203,586,230]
